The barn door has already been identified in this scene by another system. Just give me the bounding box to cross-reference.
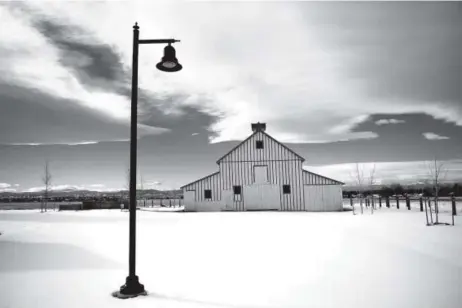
[222,190,234,211]
[244,184,279,210]
[260,184,280,210]
[184,190,196,211]
[254,166,268,184]
[245,186,260,210]
[304,186,321,211]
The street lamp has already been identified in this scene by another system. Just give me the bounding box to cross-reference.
[113,22,182,299]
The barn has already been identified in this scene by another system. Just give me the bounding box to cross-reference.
[181,123,344,212]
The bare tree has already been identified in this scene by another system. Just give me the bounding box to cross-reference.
[41,161,52,213]
[366,164,377,214]
[350,163,365,214]
[120,167,130,211]
[427,158,447,224]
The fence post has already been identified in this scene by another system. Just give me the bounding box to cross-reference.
[452,196,457,216]
[371,197,375,209]
[350,196,353,207]
[379,197,382,208]
[386,196,390,208]
[420,197,423,212]
[428,198,434,224]
[406,196,411,210]
[169,198,172,207]
[424,197,430,226]
[396,196,400,209]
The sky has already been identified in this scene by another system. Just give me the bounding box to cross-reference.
[0,1,461,192]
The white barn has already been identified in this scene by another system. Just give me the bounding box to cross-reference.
[181,123,344,212]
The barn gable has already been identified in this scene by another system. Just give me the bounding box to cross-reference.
[216,130,305,164]
[302,170,344,185]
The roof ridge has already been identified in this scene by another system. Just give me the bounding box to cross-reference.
[260,130,305,162]
[215,131,259,164]
[216,130,305,164]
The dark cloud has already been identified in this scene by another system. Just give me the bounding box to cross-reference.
[0,83,131,144]
[32,18,129,93]
[301,2,462,105]
[137,90,220,139]
[0,81,220,146]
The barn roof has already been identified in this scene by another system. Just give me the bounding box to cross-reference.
[216,130,305,164]
[302,169,345,185]
[180,171,219,189]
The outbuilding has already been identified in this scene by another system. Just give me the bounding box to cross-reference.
[181,123,344,211]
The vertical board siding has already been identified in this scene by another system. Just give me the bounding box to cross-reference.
[219,160,304,211]
[182,172,221,203]
[219,131,302,163]
[303,184,343,211]
[181,130,343,212]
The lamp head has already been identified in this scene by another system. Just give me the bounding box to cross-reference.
[156,44,182,72]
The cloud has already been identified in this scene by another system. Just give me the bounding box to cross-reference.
[25,184,115,192]
[1,2,460,145]
[89,184,105,188]
[0,183,17,193]
[375,119,406,126]
[0,4,170,144]
[307,159,462,185]
[0,82,170,145]
[422,132,450,140]
[141,181,163,190]
[0,183,12,189]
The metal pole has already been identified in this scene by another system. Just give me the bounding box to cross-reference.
[129,22,139,280]
[114,23,145,298]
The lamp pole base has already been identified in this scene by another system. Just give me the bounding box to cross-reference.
[112,275,147,299]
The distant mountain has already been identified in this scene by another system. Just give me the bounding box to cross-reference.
[0,189,182,198]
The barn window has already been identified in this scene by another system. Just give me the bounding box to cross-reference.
[283,185,291,194]
[256,140,264,149]
[233,185,242,201]
[204,189,212,199]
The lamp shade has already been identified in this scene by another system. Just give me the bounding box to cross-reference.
[156,44,182,72]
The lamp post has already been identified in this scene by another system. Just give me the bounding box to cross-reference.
[113,22,182,299]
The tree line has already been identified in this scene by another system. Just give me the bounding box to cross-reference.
[343,182,462,198]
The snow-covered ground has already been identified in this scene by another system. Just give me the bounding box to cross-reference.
[0,209,461,308]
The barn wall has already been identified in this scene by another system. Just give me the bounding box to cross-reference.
[216,130,305,211]
[219,160,304,211]
[182,172,224,211]
[182,172,221,202]
[304,184,343,211]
